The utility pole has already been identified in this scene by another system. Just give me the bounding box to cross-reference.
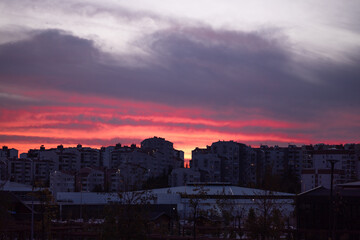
[31,184,34,240]
[80,178,83,220]
[327,159,338,240]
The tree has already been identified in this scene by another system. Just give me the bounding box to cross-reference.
[280,168,300,194]
[186,185,209,240]
[102,168,157,240]
[0,192,12,234]
[245,208,259,240]
[246,190,287,240]
[40,189,58,240]
[215,187,244,238]
[258,165,300,194]
[258,166,282,192]
[30,188,58,240]
[269,208,285,240]
[92,184,103,192]
[142,169,169,190]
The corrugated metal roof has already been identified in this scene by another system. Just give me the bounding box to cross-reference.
[1,181,42,192]
[55,185,294,204]
[151,185,294,196]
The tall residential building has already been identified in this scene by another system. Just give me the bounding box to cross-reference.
[300,145,358,191]
[33,159,56,186]
[77,144,100,168]
[0,146,18,160]
[105,168,122,192]
[286,145,303,176]
[259,145,287,176]
[255,145,302,185]
[191,147,222,182]
[100,146,116,168]
[116,161,152,191]
[141,136,184,173]
[28,145,80,171]
[190,141,257,186]
[344,143,360,180]
[174,149,185,168]
[76,167,105,192]
[27,144,101,171]
[8,158,55,186]
[243,147,258,186]
[109,144,137,169]
[210,141,254,185]
[0,159,7,182]
[50,170,75,196]
[210,141,242,184]
[8,158,33,185]
[169,168,200,187]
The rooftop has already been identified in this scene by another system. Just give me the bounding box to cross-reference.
[55,184,294,205]
[1,181,42,192]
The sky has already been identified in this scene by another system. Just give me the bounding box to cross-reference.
[0,0,360,159]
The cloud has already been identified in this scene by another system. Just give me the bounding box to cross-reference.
[0,134,142,147]
[1,28,359,121]
[0,92,36,103]
[0,27,359,158]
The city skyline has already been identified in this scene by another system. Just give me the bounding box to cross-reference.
[2,138,358,160]
[3,138,358,193]
[1,0,360,159]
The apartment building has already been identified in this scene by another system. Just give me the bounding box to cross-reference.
[210,141,241,184]
[301,146,357,191]
[27,145,80,171]
[33,159,56,186]
[190,141,257,186]
[191,147,222,182]
[0,146,18,160]
[76,167,105,192]
[105,168,122,192]
[169,168,200,187]
[50,170,75,196]
[8,158,55,186]
[174,149,185,168]
[8,158,33,185]
[110,144,138,169]
[259,145,287,176]
[287,145,303,176]
[243,147,258,186]
[141,137,184,172]
[211,141,255,185]
[27,144,101,171]
[77,144,100,168]
[100,145,116,168]
[117,161,152,191]
[0,159,7,182]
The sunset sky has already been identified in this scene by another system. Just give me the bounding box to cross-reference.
[0,0,359,159]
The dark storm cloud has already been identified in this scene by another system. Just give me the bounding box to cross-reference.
[0,29,99,76]
[0,28,359,122]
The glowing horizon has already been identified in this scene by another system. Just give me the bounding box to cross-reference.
[1,95,357,160]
